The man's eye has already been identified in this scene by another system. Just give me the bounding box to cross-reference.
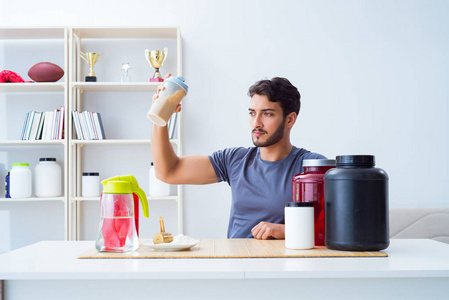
[249,112,255,116]
[264,113,273,116]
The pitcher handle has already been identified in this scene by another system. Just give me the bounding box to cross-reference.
[134,185,149,218]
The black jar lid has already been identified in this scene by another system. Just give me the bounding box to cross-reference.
[285,202,313,207]
[39,158,56,161]
[336,155,375,167]
[83,172,99,176]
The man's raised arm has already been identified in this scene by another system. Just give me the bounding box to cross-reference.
[150,75,218,185]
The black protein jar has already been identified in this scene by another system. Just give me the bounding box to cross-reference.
[324,155,389,251]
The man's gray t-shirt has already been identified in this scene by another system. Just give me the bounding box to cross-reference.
[208,146,326,238]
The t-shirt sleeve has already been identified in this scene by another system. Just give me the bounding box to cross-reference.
[303,152,327,160]
[208,147,240,183]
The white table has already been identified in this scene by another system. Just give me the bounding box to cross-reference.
[1,239,448,300]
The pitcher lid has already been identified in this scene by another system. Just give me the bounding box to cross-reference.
[166,76,188,93]
[102,181,132,194]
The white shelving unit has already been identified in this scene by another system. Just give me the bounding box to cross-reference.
[0,26,184,249]
[68,27,183,240]
[0,27,70,243]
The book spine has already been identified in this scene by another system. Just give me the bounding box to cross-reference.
[25,111,35,140]
[92,113,103,140]
[80,111,92,140]
[41,112,48,140]
[29,112,42,141]
[51,109,59,140]
[89,111,98,140]
[78,112,86,140]
[58,106,65,140]
[72,111,81,140]
[35,112,45,140]
[78,111,86,140]
[20,111,30,140]
[96,113,106,140]
[45,111,54,140]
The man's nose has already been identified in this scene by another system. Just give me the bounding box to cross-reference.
[253,114,263,128]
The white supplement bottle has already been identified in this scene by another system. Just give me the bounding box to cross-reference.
[10,163,32,198]
[149,162,170,197]
[34,158,62,197]
[285,202,315,250]
[82,172,100,197]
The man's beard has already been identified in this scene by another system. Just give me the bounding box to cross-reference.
[252,121,285,147]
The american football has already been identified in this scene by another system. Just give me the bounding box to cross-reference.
[28,62,64,82]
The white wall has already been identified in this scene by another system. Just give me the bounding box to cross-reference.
[1,0,448,243]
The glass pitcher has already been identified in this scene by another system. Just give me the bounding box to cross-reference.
[95,175,148,252]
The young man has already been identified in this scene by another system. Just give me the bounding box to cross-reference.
[151,76,325,240]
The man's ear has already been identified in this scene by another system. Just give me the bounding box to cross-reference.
[286,112,297,129]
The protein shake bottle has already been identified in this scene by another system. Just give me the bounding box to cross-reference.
[147,76,188,126]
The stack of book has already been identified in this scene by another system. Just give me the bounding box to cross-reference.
[20,107,65,140]
[72,111,106,140]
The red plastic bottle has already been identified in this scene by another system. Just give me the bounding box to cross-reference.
[292,159,336,246]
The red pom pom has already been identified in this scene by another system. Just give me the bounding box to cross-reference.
[28,62,64,82]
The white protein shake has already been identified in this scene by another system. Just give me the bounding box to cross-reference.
[148,76,188,126]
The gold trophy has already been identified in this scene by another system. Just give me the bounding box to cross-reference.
[145,48,168,82]
[80,52,104,82]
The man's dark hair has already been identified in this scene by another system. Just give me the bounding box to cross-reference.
[247,77,301,117]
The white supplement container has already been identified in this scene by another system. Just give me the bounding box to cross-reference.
[82,172,100,197]
[10,163,32,198]
[149,162,170,197]
[285,202,315,250]
[34,158,62,197]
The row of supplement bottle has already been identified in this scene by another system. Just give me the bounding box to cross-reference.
[6,160,170,198]
[6,158,62,198]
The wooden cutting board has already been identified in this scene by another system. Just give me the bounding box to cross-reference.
[78,239,388,259]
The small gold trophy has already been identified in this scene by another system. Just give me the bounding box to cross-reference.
[145,48,168,82]
[80,52,104,82]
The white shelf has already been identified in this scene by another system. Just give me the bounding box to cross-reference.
[72,196,178,202]
[71,27,178,39]
[0,27,66,39]
[70,139,179,146]
[72,82,159,92]
[69,26,184,241]
[0,26,184,245]
[0,83,65,93]
[0,140,65,146]
[0,197,64,202]
[0,26,70,246]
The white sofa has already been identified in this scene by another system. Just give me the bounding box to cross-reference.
[389,207,449,244]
